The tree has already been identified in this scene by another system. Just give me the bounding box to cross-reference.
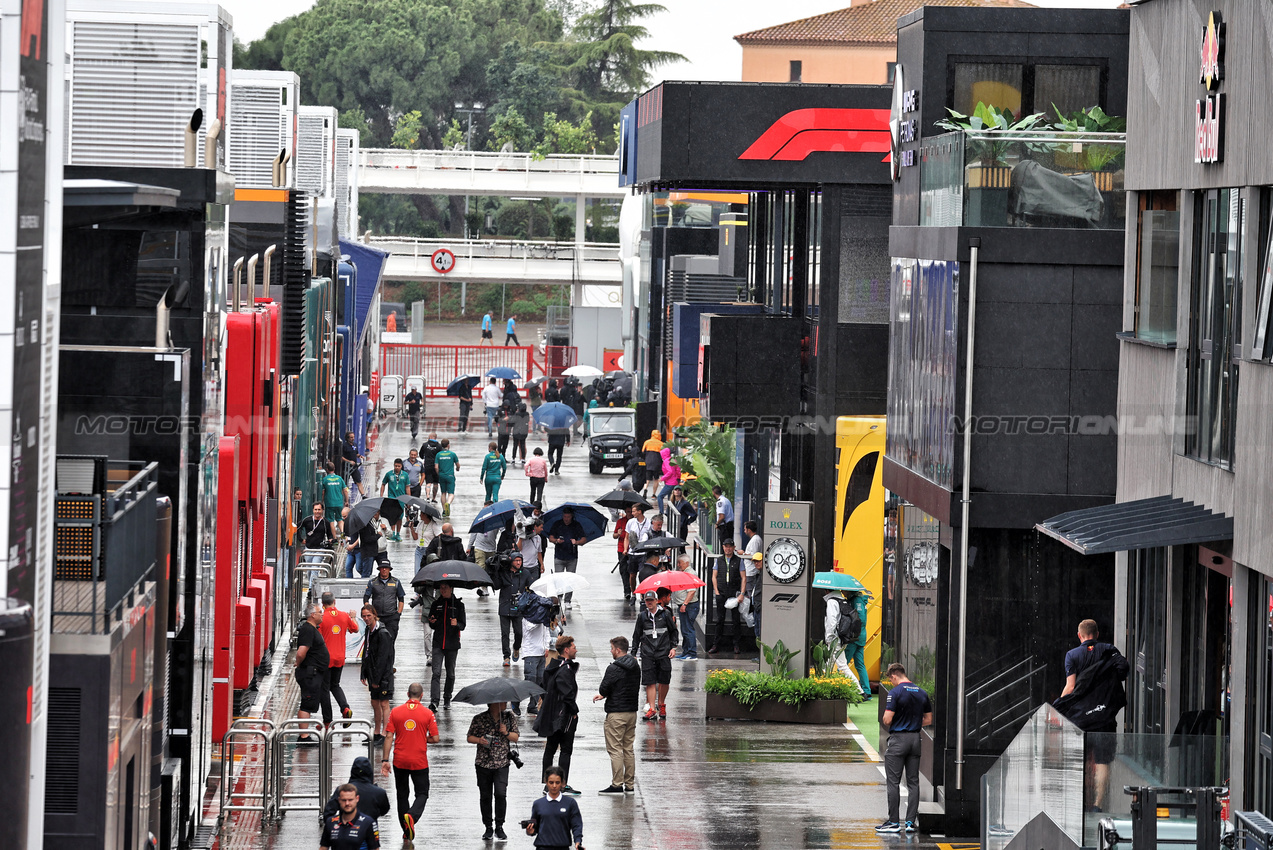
[554,0,684,134]
[487,106,537,152]
[338,107,373,147]
[484,42,567,141]
[536,111,598,155]
[391,111,425,150]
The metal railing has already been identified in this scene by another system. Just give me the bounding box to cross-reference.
[273,719,328,814]
[1236,810,1273,850]
[218,718,276,828]
[380,343,534,399]
[293,550,336,626]
[360,148,620,177]
[365,236,621,264]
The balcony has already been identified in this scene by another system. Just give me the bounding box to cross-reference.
[920,130,1126,230]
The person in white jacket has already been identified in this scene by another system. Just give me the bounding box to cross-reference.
[521,607,558,715]
[824,590,867,697]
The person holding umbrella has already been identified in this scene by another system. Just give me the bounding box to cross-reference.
[465,702,519,841]
[547,507,588,610]
[480,441,508,503]
[359,605,395,745]
[427,582,466,712]
[494,553,535,667]
[633,591,678,721]
[537,635,582,796]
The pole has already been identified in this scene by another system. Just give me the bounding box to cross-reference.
[955,236,980,791]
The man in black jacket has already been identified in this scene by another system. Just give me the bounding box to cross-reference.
[427,583,466,711]
[322,756,390,823]
[537,635,581,795]
[1053,619,1130,813]
[494,553,535,666]
[360,605,395,744]
[300,501,332,550]
[708,539,745,657]
[425,522,467,562]
[593,636,641,793]
[420,434,442,502]
[633,591,679,721]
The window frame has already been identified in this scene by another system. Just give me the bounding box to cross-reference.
[946,54,1109,119]
[1133,190,1180,344]
[789,60,802,83]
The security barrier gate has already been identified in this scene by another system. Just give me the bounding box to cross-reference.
[218,718,276,830]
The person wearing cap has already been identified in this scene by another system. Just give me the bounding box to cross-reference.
[745,551,765,640]
[633,589,678,720]
[670,555,699,660]
[624,504,652,603]
[364,559,405,639]
[708,539,745,657]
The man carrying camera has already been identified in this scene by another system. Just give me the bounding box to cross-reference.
[466,702,521,841]
[494,553,535,667]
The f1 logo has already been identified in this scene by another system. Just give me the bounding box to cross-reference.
[769,592,800,604]
[739,108,891,163]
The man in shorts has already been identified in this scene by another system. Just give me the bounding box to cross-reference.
[632,590,678,721]
[341,432,366,497]
[380,458,410,541]
[433,439,461,518]
[1056,619,1130,814]
[480,311,494,346]
[420,434,442,502]
[322,461,349,539]
[294,603,330,741]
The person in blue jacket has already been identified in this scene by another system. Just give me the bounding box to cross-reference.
[525,766,583,849]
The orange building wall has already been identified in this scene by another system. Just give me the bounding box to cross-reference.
[740,43,896,85]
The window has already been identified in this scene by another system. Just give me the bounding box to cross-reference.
[1134,191,1180,344]
[1187,188,1243,467]
[1127,547,1168,735]
[1251,191,1273,359]
[789,60,802,83]
[1251,573,1273,813]
[1034,64,1101,117]
[887,62,897,84]
[953,62,1023,117]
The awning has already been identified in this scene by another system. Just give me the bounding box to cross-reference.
[1035,496,1233,556]
[339,239,389,347]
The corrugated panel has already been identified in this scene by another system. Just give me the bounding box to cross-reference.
[229,84,286,189]
[333,135,351,237]
[296,110,334,197]
[44,688,81,814]
[68,21,201,167]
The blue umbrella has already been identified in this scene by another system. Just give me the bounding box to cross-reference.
[468,498,535,534]
[532,402,578,430]
[540,502,608,543]
[485,366,523,381]
[446,374,481,397]
[811,571,870,594]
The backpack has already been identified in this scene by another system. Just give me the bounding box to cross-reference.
[835,597,863,644]
[515,590,555,625]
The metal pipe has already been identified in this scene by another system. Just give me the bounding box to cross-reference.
[155,291,170,349]
[183,108,203,168]
[262,245,277,301]
[955,236,981,791]
[246,254,260,309]
[203,118,221,169]
[231,257,244,313]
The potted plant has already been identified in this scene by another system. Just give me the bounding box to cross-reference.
[935,102,1047,226]
[1050,105,1126,192]
[704,640,864,724]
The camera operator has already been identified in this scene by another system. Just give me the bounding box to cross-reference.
[465,702,521,841]
[494,552,535,667]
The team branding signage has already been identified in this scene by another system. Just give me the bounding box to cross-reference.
[760,501,814,678]
[1195,11,1225,164]
[889,65,919,181]
[739,108,891,163]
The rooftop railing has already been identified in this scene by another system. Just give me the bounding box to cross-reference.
[920,130,1126,230]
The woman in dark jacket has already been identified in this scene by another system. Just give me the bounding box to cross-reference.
[359,605,396,741]
[536,634,581,793]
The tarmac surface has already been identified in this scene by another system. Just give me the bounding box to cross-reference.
[207,413,953,850]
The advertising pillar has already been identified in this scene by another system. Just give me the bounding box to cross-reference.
[760,501,813,678]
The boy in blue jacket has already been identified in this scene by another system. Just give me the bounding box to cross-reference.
[525,766,583,849]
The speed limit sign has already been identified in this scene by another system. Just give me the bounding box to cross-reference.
[430,248,456,274]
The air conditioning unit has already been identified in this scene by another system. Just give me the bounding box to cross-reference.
[296,105,337,198]
[65,1,232,169]
[228,70,299,189]
[334,128,360,239]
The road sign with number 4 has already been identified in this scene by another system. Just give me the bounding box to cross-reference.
[430,248,456,274]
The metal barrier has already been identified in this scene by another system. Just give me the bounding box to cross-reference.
[1237,810,1273,850]
[217,718,276,829]
[294,550,336,624]
[273,718,329,814]
[323,719,376,799]
[380,343,534,398]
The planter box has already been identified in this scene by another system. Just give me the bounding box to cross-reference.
[705,692,847,724]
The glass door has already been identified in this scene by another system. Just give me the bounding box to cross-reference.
[1253,574,1273,813]
[1128,547,1168,734]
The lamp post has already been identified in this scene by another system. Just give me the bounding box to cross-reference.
[454,101,485,239]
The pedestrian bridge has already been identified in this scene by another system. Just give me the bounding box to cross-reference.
[370,237,621,286]
[358,149,626,199]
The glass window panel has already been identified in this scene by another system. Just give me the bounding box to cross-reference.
[953,62,1023,118]
[1135,191,1179,344]
[1034,64,1101,117]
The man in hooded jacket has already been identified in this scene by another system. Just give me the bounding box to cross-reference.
[322,756,391,822]
[425,522,467,562]
[536,634,581,795]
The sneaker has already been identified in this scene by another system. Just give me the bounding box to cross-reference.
[443,701,451,710]
[503,657,511,668]
[674,653,687,660]
[295,735,319,746]
[402,812,415,840]
[624,786,634,793]
[642,708,656,721]
[481,825,494,841]
[512,651,520,662]
[342,707,353,719]
[372,733,384,745]
[657,704,667,719]
[904,821,917,834]
[494,826,507,841]
[599,785,625,794]
[875,821,902,834]
[428,703,437,712]
[562,785,581,796]
[682,654,698,660]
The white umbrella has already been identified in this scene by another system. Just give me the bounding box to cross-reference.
[531,572,591,597]
[562,365,603,378]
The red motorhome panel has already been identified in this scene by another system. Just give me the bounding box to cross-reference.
[213,436,240,742]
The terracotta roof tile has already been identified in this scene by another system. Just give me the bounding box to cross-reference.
[735,0,1037,46]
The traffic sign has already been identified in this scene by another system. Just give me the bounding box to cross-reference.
[430,248,456,274]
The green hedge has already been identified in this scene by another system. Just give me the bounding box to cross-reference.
[705,668,863,709]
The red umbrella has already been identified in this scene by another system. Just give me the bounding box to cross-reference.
[633,571,705,595]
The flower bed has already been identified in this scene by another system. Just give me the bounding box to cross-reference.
[704,668,863,716]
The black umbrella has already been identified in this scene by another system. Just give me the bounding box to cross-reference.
[452,676,545,706]
[396,494,442,519]
[594,489,650,510]
[411,559,493,589]
[346,497,403,535]
[446,374,481,397]
[635,535,688,553]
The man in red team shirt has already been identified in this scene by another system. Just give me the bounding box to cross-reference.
[381,682,440,840]
[321,592,360,721]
